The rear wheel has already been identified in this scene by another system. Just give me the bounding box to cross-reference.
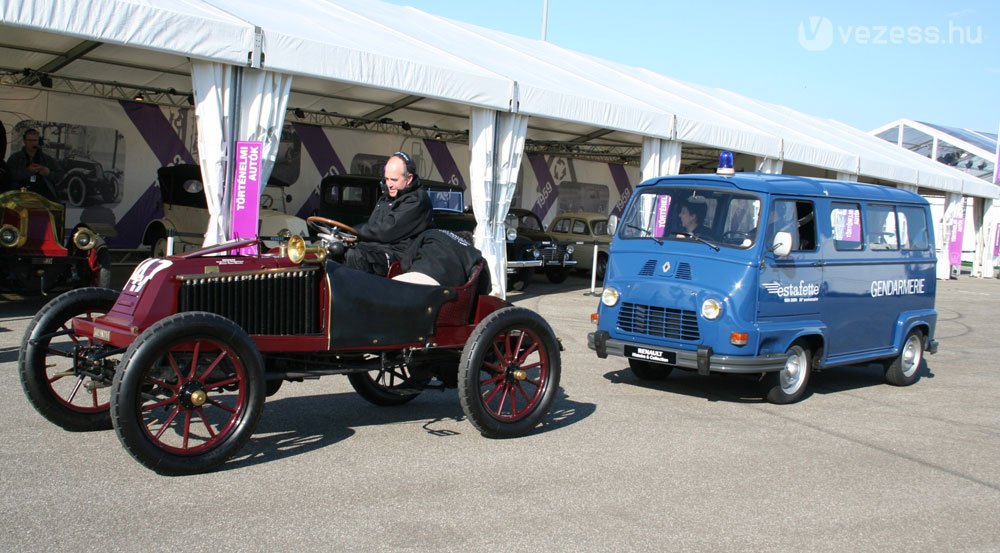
[65,174,88,207]
[110,312,265,475]
[884,330,924,386]
[628,358,673,380]
[348,365,425,406]
[765,341,811,404]
[458,307,561,438]
[19,287,120,431]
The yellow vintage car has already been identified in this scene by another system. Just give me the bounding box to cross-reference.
[547,211,612,280]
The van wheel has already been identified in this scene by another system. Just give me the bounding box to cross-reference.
[765,341,811,404]
[884,330,924,387]
[628,359,672,380]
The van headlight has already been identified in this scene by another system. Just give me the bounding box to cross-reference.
[601,287,620,307]
[0,224,21,248]
[701,298,722,320]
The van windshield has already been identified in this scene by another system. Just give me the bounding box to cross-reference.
[619,187,761,248]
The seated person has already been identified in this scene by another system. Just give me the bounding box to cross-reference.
[393,229,484,287]
[677,201,712,237]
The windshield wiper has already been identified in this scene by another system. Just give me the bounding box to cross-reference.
[674,231,721,251]
[626,224,662,245]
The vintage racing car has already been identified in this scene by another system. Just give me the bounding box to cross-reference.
[1,189,110,294]
[19,216,562,475]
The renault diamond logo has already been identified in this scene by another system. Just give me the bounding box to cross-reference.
[661,261,671,273]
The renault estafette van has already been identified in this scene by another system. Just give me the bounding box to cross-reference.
[589,171,938,404]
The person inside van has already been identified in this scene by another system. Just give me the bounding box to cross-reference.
[677,201,712,237]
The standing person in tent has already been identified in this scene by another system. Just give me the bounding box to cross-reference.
[6,128,63,201]
[342,151,434,275]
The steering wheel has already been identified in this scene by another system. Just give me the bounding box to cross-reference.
[722,230,751,244]
[307,216,360,244]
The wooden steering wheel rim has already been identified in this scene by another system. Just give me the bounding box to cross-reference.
[306,216,360,242]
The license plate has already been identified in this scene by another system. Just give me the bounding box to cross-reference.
[624,345,676,365]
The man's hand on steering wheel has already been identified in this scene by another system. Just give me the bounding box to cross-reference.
[307,216,360,245]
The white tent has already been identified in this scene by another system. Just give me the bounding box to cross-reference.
[3,0,998,292]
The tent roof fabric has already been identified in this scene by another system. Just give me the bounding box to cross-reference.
[2,0,996,198]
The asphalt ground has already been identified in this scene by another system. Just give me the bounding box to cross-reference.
[1,271,998,552]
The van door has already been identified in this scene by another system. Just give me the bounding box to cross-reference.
[759,198,822,321]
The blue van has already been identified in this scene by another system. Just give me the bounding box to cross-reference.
[589,171,938,403]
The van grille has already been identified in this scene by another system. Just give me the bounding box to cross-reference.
[638,260,656,276]
[178,267,321,335]
[617,302,700,341]
[675,262,692,280]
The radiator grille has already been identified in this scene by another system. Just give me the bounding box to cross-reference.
[638,260,656,276]
[617,302,700,341]
[675,262,692,280]
[178,267,321,335]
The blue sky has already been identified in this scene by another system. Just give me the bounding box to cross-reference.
[384,0,998,135]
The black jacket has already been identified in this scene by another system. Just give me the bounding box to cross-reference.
[356,180,433,255]
[401,229,484,287]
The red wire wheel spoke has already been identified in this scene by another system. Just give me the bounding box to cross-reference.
[43,314,110,413]
[137,338,247,455]
[478,327,549,422]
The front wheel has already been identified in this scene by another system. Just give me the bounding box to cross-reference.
[19,287,120,431]
[545,267,568,284]
[765,341,811,404]
[458,307,561,438]
[884,330,925,387]
[110,312,265,475]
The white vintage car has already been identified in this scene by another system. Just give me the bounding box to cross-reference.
[142,164,309,257]
[547,211,611,280]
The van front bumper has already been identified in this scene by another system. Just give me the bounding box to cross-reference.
[588,330,787,375]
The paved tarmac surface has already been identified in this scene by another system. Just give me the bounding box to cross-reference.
[1,272,998,552]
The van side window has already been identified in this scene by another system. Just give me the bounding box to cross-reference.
[831,203,863,250]
[898,206,931,250]
[866,204,899,250]
[768,200,816,252]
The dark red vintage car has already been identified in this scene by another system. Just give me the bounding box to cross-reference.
[19,216,562,475]
[1,189,110,294]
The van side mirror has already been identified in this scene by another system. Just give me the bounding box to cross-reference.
[772,231,792,257]
[608,215,619,235]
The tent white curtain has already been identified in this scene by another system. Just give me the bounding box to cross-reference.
[640,138,682,181]
[191,61,292,246]
[469,108,529,297]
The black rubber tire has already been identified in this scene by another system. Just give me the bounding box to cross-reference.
[101,172,121,203]
[545,267,568,284]
[765,340,811,404]
[628,358,673,380]
[110,312,265,475]
[347,368,424,406]
[884,329,925,387]
[595,253,608,281]
[458,307,561,438]
[19,287,120,431]
[506,268,532,292]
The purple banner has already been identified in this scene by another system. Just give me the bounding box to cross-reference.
[608,163,632,217]
[527,153,558,220]
[993,225,1000,257]
[293,123,346,218]
[653,195,671,237]
[231,141,263,255]
[423,139,466,189]
[114,101,195,247]
[949,217,964,265]
[836,208,861,241]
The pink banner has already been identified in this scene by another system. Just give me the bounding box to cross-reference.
[652,195,671,237]
[840,208,861,241]
[231,140,263,255]
[993,225,1000,257]
[948,217,964,266]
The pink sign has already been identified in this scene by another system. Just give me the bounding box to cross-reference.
[231,140,263,255]
[652,195,671,237]
[993,225,1000,257]
[839,209,861,241]
[948,217,964,266]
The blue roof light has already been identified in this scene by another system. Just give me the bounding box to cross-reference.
[717,151,735,176]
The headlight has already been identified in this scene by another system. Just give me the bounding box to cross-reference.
[565,245,575,255]
[72,227,98,250]
[506,228,518,241]
[277,228,292,239]
[601,287,620,307]
[701,298,722,320]
[0,225,20,248]
[532,248,541,259]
